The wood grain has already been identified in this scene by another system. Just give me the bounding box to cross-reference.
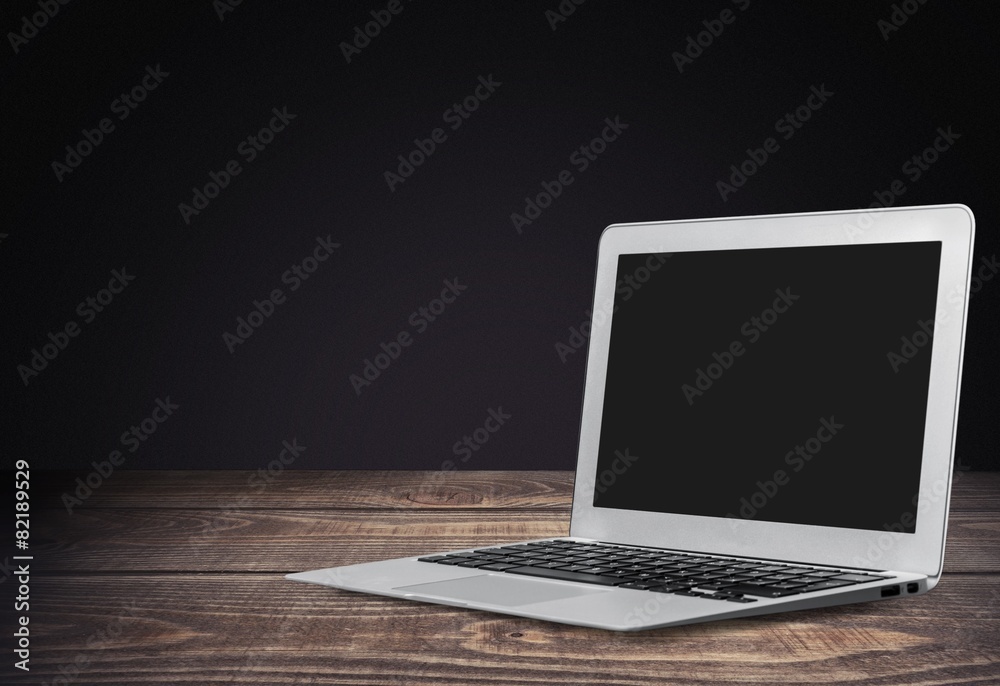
[32,470,576,509]
[13,470,1000,685]
[17,574,1000,685]
[30,508,1000,573]
[32,469,1000,510]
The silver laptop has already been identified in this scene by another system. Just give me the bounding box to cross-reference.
[288,204,975,631]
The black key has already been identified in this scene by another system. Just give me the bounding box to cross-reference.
[553,565,593,572]
[618,581,660,590]
[505,566,622,586]
[725,596,758,603]
[687,574,727,583]
[478,563,520,571]
[417,555,451,562]
[831,574,881,583]
[669,579,699,587]
[455,559,495,568]
[623,571,661,580]
[605,561,640,570]
[803,570,840,578]
[650,584,686,593]
[724,584,802,598]
[618,566,658,573]
[697,582,738,591]
[436,557,475,565]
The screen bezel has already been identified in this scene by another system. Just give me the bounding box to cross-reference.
[569,205,974,577]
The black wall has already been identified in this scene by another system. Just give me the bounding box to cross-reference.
[4,0,998,472]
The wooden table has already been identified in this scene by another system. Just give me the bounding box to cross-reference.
[13,470,1000,685]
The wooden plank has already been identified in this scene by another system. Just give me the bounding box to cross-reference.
[32,470,576,510]
[31,509,1000,573]
[948,469,1000,511]
[16,574,1000,686]
[32,470,1000,510]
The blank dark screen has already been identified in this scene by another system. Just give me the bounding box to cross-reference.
[592,242,942,533]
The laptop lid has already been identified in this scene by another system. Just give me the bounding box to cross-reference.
[570,205,975,579]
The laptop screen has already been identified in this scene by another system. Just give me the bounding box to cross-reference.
[593,241,942,534]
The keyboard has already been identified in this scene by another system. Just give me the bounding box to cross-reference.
[418,539,894,604]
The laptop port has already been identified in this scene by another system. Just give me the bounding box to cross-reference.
[907,582,919,593]
[881,585,901,597]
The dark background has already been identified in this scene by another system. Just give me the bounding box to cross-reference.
[3,0,998,473]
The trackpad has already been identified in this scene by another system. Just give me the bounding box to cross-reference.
[395,574,610,607]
